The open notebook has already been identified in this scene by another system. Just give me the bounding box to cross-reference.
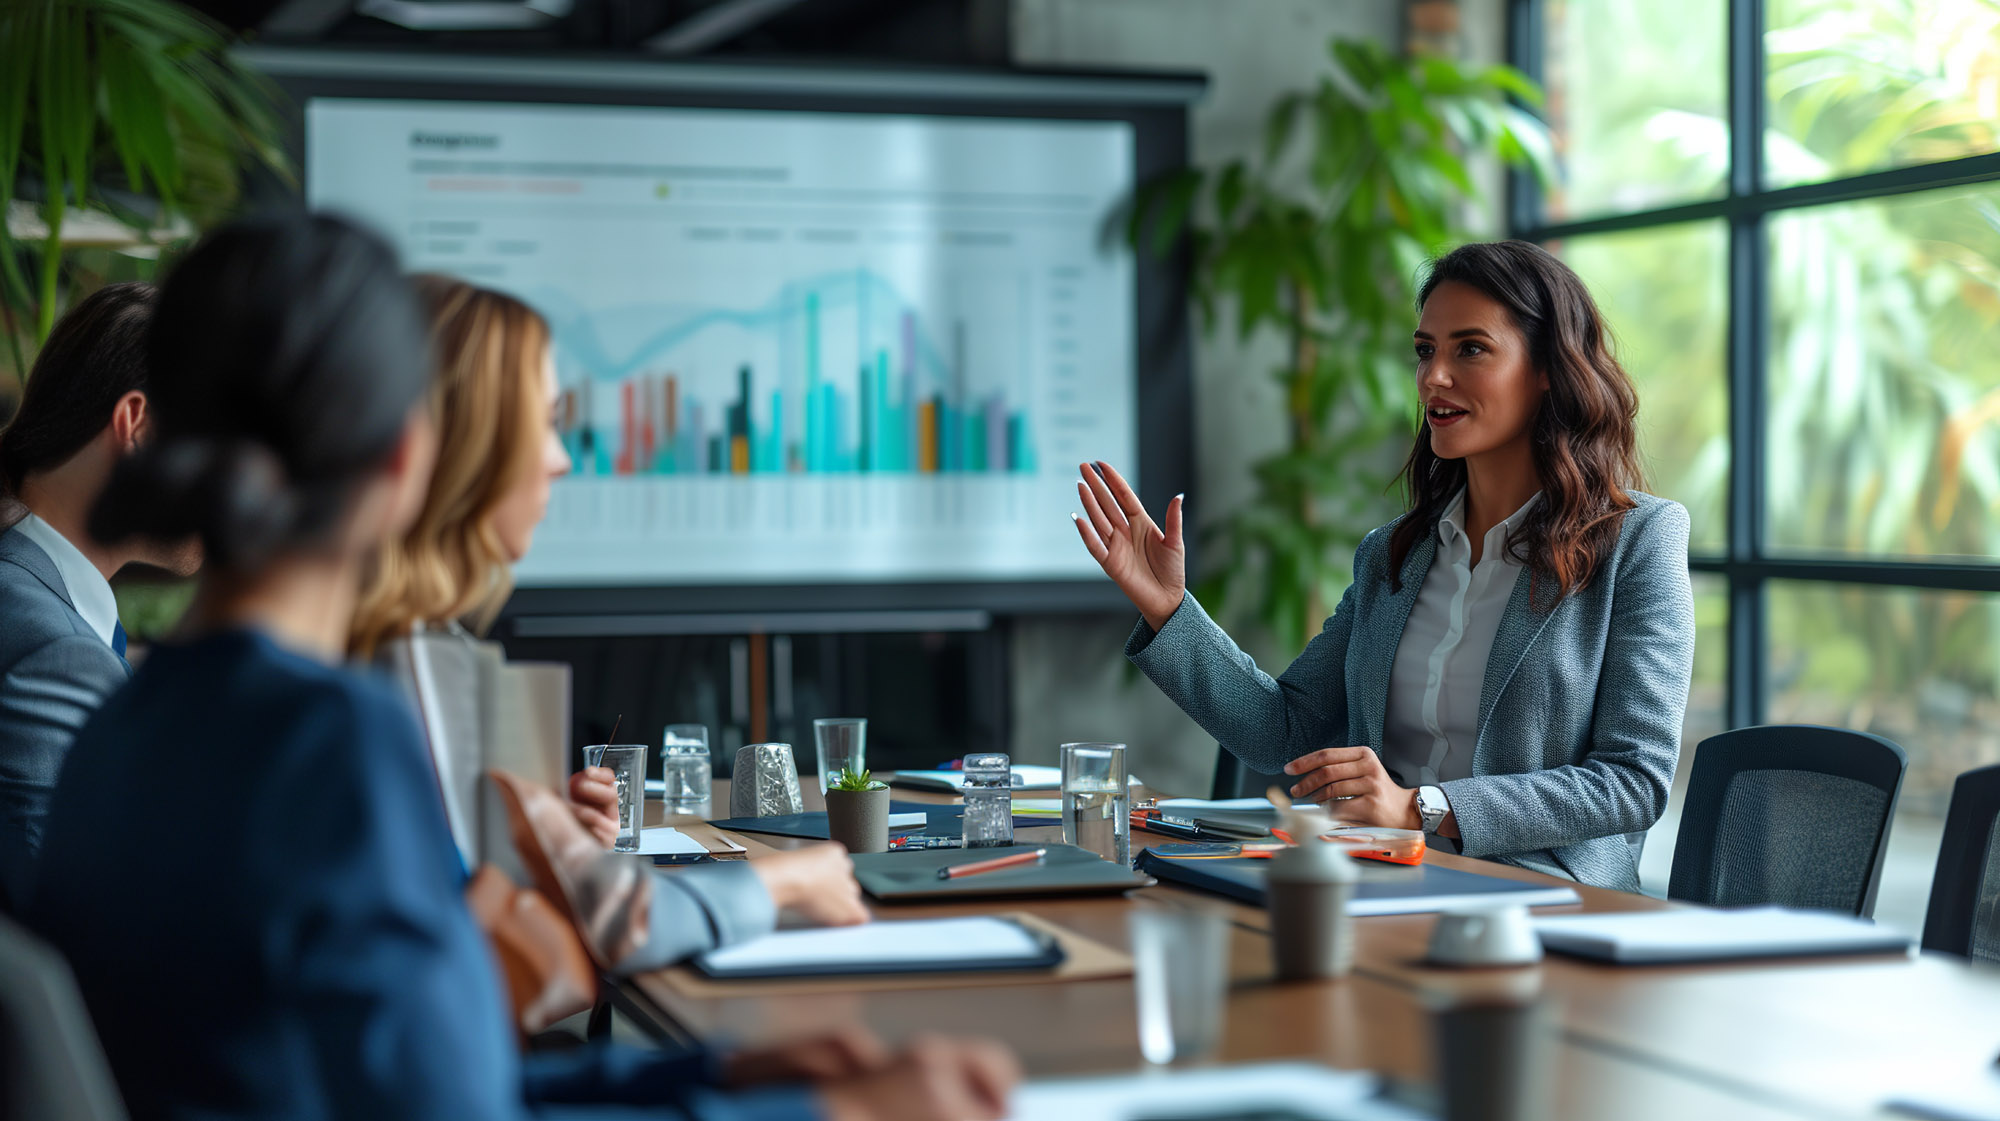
[693,916,1064,979]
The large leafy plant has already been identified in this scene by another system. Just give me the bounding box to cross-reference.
[1,0,290,377]
[1132,39,1552,653]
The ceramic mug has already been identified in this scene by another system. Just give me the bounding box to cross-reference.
[1428,904,1543,967]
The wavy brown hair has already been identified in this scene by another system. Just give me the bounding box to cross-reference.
[350,276,550,658]
[1387,240,1645,601]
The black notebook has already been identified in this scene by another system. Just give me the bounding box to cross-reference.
[1135,850,1582,916]
[709,802,1049,841]
[853,843,1153,901]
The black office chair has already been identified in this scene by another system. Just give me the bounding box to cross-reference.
[1210,744,1290,801]
[1920,764,2000,963]
[1668,725,1907,918]
[0,913,127,1121]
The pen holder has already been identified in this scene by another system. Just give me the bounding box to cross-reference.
[825,785,890,853]
[730,743,804,818]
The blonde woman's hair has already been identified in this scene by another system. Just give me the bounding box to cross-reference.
[350,276,550,658]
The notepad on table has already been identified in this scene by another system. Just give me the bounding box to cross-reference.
[637,827,710,856]
[693,916,1062,979]
[1532,906,1913,964]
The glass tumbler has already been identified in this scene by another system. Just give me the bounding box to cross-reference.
[813,717,868,793]
[1130,908,1229,1066]
[583,743,647,852]
[961,753,1015,848]
[1061,742,1129,866]
[660,724,711,812]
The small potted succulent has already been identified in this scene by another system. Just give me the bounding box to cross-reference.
[824,767,891,854]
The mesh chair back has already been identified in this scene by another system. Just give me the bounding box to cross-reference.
[1669,725,1906,918]
[0,913,127,1121]
[1921,764,2000,962]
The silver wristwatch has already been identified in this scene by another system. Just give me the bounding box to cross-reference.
[1416,785,1449,834]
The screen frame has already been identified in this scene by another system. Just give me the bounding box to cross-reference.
[244,46,1199,619]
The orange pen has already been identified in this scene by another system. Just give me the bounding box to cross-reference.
[936,848,1048,880]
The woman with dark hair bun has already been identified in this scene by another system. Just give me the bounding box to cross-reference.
[30,212,1016,1121]
[1078,240,1695,891]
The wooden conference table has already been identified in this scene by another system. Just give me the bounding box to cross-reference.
[626,780,2000,1120]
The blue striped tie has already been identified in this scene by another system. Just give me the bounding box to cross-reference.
[112,621,128,659]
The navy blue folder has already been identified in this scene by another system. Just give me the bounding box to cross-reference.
[1135,850,1582,915]
[710,802,1049,841]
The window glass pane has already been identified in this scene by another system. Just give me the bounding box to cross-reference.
[1768,581,2000,933]
[1765,0,2000,189]
[1766,183,2000,559]
[1541,0,1728,221]
[1638,573,1729,896]
[1553,223,1728,553]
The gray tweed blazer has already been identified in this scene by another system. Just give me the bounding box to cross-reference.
[1127,492,1695,891]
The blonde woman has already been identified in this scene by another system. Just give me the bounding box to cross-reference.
[352,277,868,972]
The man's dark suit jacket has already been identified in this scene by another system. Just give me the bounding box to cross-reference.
[0,525,129,912]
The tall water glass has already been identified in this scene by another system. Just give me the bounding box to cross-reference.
[1061,742,1128,866]
[813,718,868,793]
[583,744,647,852]
[1130,908,1229,1065]
[961,753,1014,848]
[660,724,711,812]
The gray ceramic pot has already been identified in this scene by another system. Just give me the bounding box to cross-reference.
[825,785,891,854]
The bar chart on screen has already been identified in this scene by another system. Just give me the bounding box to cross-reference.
[307,97,1136,585]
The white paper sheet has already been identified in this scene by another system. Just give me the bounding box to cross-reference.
[1533,905,1913,963]
[636,827,710,856]
[1160,797,1314,811]
[1006,1062,1420,1121]
[700,917,1044,972]
[886,812,928,829]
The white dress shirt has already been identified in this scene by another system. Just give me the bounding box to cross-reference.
[12,511,120,649]
[1383,490,1541,789]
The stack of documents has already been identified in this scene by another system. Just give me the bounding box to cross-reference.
[889,765,1065,791]
[1532,906,1912,964]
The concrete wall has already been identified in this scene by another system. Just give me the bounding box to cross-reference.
[1003,0,1410,794]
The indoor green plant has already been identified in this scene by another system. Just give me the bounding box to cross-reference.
[823,767,891,855]
[2,0,290,385]
[1130,38,1554,654]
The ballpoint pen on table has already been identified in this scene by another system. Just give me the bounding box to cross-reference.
[936,848,1048,880]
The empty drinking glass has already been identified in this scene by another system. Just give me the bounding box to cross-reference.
[660,724,711,812]
[1061,742,1129,866]
[1130,908,1229,1065]
[583,743,647,852]
[961,752,1014,848]
[813,718,868,793]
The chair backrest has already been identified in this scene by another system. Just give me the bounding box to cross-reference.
[1210,746,1290,801]
[1920,764,2000,962]
[1669,725,1907,918]
[0,913,127,1121]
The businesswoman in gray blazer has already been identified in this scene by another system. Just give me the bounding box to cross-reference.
[1074,240,1695,890]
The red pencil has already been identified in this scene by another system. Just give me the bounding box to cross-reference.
[936,848,1048,880]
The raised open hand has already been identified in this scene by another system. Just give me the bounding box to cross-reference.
[1071,460,1185,632]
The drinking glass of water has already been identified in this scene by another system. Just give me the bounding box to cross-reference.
[813,717,867,793]
[961,752,1014,848]
[1061,742,1129,866]
[660,724,711,812]
[583,743,647,852]
[1130,908,1228,1065]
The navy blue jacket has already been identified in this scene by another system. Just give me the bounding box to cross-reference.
[28,628,811,1121]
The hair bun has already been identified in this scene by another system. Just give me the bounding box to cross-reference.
[90,437,300,571]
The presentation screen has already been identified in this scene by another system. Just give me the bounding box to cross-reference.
[306,98,1137,588]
